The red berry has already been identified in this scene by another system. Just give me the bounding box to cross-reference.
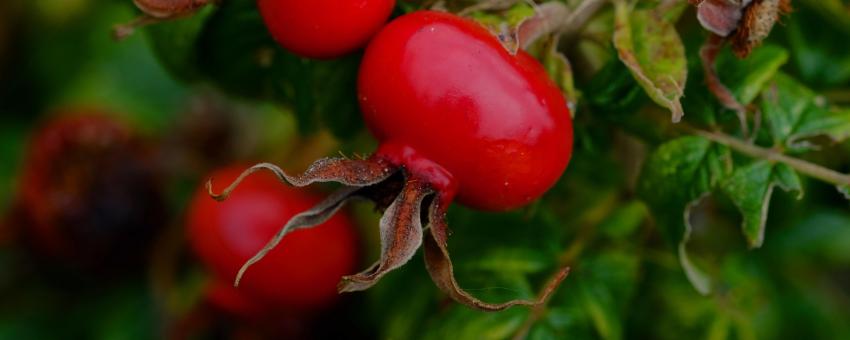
[258,0,396,59]
[17,112,166,271]
[359,11,573,211]
[188,166,359,311]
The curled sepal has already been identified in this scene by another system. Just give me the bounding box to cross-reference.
[133,0,213,19]
[206,158,397,201]
[338,179,433,292]
[700,34,750,134]
[204,158,399,286]
[233,186,363,286]
[113,0,214,40]
[422,199,570,311]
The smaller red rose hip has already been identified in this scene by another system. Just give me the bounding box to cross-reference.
[189,166,359,310]
[258,0,396,59]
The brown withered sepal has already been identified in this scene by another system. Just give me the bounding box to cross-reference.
[731,0,792,58]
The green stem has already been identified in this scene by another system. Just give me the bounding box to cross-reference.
[690,128,850,187]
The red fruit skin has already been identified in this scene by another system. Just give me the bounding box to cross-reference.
[205,279,268,319]
[258,0,396,59]
[188,166,359,311]
[358,11,573,211]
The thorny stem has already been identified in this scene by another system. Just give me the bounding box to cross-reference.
[688,127,850,187]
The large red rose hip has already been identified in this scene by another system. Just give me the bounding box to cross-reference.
[258,0,396,59]
[359,11,573,211]
[210,11,572,312]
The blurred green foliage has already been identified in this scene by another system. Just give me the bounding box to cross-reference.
[1,0,849,339]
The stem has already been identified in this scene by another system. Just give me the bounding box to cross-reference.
[558,0,608,39]
[690,128,850,186]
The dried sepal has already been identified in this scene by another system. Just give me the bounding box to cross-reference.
[206,158,396,201]
[212,157,570,312]
[422,198,570,311]
[700,34,750,133]
[338,178,433,292]
[204,158,399,286]
[694,1,790,134]
[232,186,363,286]
[133,0,212,19]
[113,0,214,40]
[690,0,792,58]
[731,0,792,58]
[694,0,753,37]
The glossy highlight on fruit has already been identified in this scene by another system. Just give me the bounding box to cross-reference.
[189,166,359,310]
[359,10,573,211]
[210,10,573,312]
[258,0,396,59]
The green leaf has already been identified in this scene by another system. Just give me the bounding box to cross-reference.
[716,45,789,105]
[762,73,850,149]
[597,201,648,239]
[707,314,732,340]
[785,2,850,87]
[579,252,640,340]
[581,282,621,340]
[468,2,541,54]
[772,209,850,264]
[193,0,363,137]
[681,42,787,128]
[145,5,215,82]
[458,247,554,274]
[196,0,300,102]
[639,136,732,294]
[424,307,528,340]
[367,259,438,340]
[421,274,532,340]
[795,0,850,35]
[586,59,647,116]
[537,36,578,114]
[613,0,687,122]
[839,185,850,200]
[311,56,364,140]
[793,106,850,144]
[761,72,818,145]
[721,161,803,248]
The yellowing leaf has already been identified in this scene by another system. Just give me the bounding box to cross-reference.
[613,0,687,122]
